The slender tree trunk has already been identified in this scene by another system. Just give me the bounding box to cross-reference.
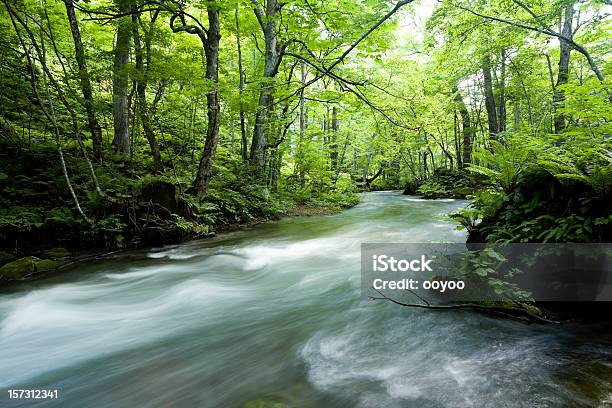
[192,5,221,198]
[513,103,520,131]
[132,10,162,171]
[453,111,462,170]
[554,0,574,134]
[270,150,281,192]
[298,62,307,188]
[330,106,338,170]
[193,9,221,198]
[333,132,350,184]
[453,87,474,168]
[64,0,103,162]
[235,7,248,162]
[482,55,498,139]
[509,57,535,132]
[497,49,507,133]
[112,0,131,154]
[363,133,375,188]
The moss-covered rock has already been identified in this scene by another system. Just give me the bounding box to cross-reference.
[35,259,64,272]
[243,398,287,408]
[0,256,37,279]
[413,169,484,199]
[0,256,64,280]
[451,186,476,198]
[43,247,71,259]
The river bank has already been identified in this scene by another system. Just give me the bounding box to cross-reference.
[0,195,360,284]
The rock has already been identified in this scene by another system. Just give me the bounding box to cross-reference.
[0,256,64,280]
[451,186,475,198]
[35,259,64,272]
[0,256,37,280]
[243,399,286,408]
[403,181,419,195]
[43,247,71,259]
[139,180,178,214]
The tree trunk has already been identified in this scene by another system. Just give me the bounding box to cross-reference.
[453,87,474,168]
[554,0,574,134]
[192,4,221,198]
[513,103,520,131]
[250,0,281,172]
[298,62,307,188]
[454,111,462,170]
[497,49,507,133]
[132,9,162,171]
[235,7,248,162]
[482,55,498,139]
[64,0,103,162]
[270,150,282,192]
[7,2,92,222]
[112,0,131,154]
[330,106,338,170]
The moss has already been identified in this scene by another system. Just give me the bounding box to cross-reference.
[414,169,484,199]
[243,399,287,408]
[451,186,476,197]
[0,256,37,280]
[34,259,64,272]
[480,301,543,317]
[0,256,64,280]
[43,247,71,259]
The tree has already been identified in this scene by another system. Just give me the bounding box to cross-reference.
[553,0,574,134]
[168,2,222,198]
[132,7,163,171]
[249,0,283,171]
[111,0,132,154]
[63,0,103,161]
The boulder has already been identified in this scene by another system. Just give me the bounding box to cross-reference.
[43,247,71,259]
[0,256,37,279]
[243,399,287,408]
[139,180,178,214]
[0,256,63,280]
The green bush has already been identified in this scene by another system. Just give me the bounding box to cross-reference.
[415,169,482,199]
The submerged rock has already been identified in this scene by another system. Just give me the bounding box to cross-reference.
[243,398,287,408]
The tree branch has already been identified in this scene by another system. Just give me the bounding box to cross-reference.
[369,289,560,324]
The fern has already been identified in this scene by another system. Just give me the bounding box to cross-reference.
[468,140,537,193]
[540,148,612,199]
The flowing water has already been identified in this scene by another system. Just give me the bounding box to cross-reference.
[1,192,611,407]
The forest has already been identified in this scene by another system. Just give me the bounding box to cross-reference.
[1,1,612,406]
[0,0,610,278]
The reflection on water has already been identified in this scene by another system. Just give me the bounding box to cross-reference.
[0,192,611,407]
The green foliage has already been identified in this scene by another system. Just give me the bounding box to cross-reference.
[466,158,611,244]
[540,147,612,200]
[416,169,482,199]
[1,0,611,264]
[457,248,532,301]
[468,139,540,193]
[416,181,448,199]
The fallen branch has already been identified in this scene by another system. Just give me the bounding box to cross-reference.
[369,289,560,324]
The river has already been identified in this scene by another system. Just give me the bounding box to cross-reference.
[1,191,611,407]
